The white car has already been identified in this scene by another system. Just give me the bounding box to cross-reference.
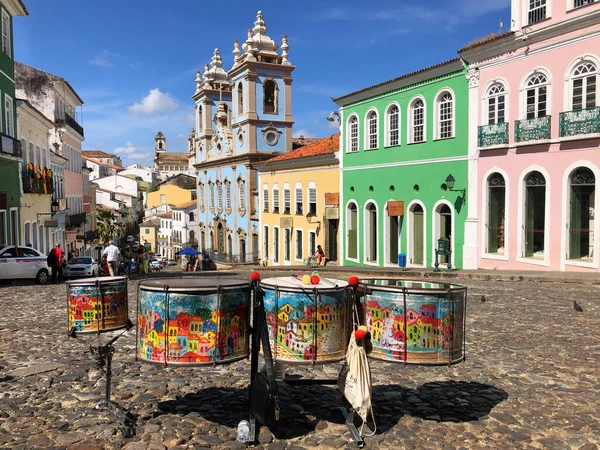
[63,256,99,278]
[0,245,50,284]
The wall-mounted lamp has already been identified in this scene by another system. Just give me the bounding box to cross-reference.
[326,111,341,123]
[445,174,466,198]
[37,199,60,221]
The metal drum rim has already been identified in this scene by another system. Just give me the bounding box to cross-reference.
[137,353,249,367]
[358,278,466,294]
[68,275,127,286]
[139,278,250,292]
[260,279,349,293]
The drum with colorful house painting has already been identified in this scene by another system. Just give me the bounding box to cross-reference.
[260,276,350,364]
[357,279,467,365]
[137,278,251,365]
[67,276,129,334]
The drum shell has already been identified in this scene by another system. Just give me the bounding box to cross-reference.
[137,279,251,366]
[358,280,466,365]
[261,277,350,365]
[67,276,129,334]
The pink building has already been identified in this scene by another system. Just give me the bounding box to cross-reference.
[461,0,600,272]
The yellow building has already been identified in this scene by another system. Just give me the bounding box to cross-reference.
[257,134,340,266]
[139,218,159,253]
[147,183,193,210]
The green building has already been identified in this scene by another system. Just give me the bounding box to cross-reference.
[0,0,27,246]
[333,58,469,269]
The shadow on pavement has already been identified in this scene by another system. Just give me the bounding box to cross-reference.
[154,380,508,438]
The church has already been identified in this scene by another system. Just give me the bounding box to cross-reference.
[153,130,194,182]
[192,11,295,262]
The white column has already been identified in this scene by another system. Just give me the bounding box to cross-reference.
[463,68,481,270]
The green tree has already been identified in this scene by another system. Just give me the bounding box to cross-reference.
[97,210,122,243]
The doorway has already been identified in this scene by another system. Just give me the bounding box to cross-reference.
[347,202,358,260]
[435,203,452,264]
[327,219,338,261]
[410,203,424,265]
[365,202,377,263]
[386,204,401,265]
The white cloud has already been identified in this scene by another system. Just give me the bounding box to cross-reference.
[292,129,317,139]
[90,50,118,68]
[114,141,153,163]
[128,89,179,116]
[185,109,196,126]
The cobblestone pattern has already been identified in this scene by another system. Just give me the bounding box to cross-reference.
[0,272,599,450]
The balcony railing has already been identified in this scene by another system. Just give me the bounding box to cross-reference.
[478,122,509,148]
[0,133,22,158]
[514,116,551,143]
[21,169,53,194]
[67,213,87,227]
[559,107,600,138]
[65,113,84,138]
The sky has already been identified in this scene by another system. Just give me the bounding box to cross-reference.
[14,0,510,167]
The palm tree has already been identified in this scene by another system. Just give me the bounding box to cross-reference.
[97,210,122,243]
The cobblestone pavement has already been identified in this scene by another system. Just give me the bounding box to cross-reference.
[0,270,599,450]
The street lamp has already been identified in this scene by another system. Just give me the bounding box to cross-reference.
[51,199,59,214]
[445,174,466,198]
[326,111,341,123]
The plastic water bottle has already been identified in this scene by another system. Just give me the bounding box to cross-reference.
[237,420,250,442]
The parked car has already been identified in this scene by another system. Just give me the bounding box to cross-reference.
[63,256,99,278]
[150,260,161,271]
[167,260,177,266]
[0,245,50,284]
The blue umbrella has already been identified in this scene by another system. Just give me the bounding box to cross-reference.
[176,248,201,256]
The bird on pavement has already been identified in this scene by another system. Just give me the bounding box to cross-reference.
[481,295,486,302]
[573,301,583,312]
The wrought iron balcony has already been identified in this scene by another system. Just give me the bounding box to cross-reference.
[0,133,22,158]
[67,212,87,227]
[21,169,52,194]
[559,107,600,138]
[514,116,551,143]
[478,122,509,148]
[65,113,84,138]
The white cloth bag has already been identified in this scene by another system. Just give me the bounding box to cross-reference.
[339,333,373,423]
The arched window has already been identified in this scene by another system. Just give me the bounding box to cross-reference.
[24,222,30,247]
[198,106,203,130]
[437,91,454,139]
[189,230,195,242]
[238,178,246,210]
[486,173,506,255]
[571,62,597,110]
[523,171,546,258]
[487,84,506,124]
[525,74,548,119]
[366,110,378,150]
[263,79,277,114]
[209,181,215,212]
[348,116,359,153]
[410,99,425,143]
[198,182,205,211]
[32,222,38,250]
[568,167,595,261]
[386,105,399,147]
[189,212,195,222]
[237,82,244,115]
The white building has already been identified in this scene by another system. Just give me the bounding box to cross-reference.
[120,164,158,185]
[157,212,173,260]
[171,200,198,257]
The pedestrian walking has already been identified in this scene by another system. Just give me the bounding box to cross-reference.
[102,240,121,277]
[48,243,64,283]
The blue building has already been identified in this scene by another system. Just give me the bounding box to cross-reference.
[193,11,294,262]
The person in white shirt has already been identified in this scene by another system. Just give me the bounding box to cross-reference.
[102,240,121,277]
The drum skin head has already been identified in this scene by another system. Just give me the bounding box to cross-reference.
[260,276,348,291]
[68,276,127,285]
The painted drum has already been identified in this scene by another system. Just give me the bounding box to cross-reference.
[357,279,467,365]
[137,278,251,366]
[260,276,350,364]
[67,276,129,334]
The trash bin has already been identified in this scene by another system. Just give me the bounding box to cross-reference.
[398,253,407,268]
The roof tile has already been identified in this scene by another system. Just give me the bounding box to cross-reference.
[264,134,339,164]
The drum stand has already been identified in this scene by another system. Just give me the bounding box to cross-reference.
[247,280,365,448]
[68,326,136,438]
